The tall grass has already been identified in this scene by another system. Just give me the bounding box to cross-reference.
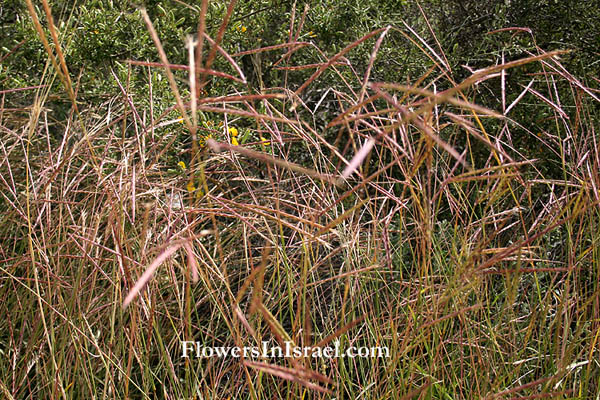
[1,2,599,399]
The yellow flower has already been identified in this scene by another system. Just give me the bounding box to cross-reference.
[241,26,247,33]
[177,161,187,171]
[231,137,239,146]
[228,126,238,137]
[260,136,271,146]
[178,118,184,124]
[186,180,196,193]
[199,133,213,148]
[308,31,316,38]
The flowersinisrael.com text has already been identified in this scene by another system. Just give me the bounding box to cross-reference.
[181,340,389,359]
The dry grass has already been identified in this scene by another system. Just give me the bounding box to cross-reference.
[1,3,599,399]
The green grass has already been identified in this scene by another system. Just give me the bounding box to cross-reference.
[1,1,600,399]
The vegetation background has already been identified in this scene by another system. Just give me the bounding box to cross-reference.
[1,0,599,398]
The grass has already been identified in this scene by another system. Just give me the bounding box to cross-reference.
[1,1,599,399]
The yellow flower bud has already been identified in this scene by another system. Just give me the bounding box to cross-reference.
[186,181,196,193]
